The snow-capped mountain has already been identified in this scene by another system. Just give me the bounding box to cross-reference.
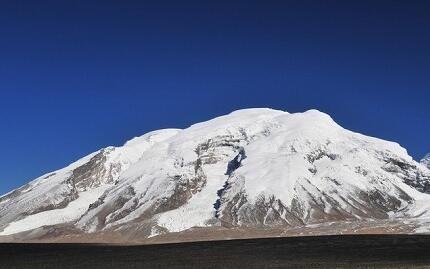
[1,108,430,242]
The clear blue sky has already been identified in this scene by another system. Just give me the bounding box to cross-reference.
[0,1,429,194]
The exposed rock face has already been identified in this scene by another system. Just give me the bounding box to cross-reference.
[1,108,430,241]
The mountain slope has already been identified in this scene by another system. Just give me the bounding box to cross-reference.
[422,153,430,170]
[1,108,430,241]
[0,129,180,235]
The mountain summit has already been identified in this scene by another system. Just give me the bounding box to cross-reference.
[1,108,430,243]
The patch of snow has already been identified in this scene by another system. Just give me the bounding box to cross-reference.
[414,223,430,234]
[0,185,110,236]
[148,227,162,238]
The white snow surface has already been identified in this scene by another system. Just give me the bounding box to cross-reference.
[421,153,430,170]
[1,108,430,236]
[0,185,110,236]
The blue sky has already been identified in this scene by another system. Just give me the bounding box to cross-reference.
[0,1,429,194]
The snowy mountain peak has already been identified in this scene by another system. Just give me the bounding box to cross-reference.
[1,108,430,241]
[228,107,288,117]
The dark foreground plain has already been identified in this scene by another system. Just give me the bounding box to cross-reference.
[1,235,430,269]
